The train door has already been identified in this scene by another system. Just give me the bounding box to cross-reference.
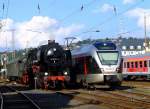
[123,61,127,73]
[73,57,85,83]
[82,56,102,83]
[143,60,148,72]
[74,56,100,83]
[148,60,150,74]
[148,60,150,79]
[85,56,100,74]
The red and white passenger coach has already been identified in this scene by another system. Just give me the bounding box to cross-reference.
[123,53,150,80]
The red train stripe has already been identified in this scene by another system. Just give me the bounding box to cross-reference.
[47,76,65,81]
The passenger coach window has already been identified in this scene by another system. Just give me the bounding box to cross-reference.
[144,61,147,67]
[131,62,134,68]
[127,62,130,68]
[149,60,150,67]
[135,62,138,68]
[139,61,143,68]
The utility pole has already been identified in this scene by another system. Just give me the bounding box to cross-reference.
[11,29,16,58]
[4,29,16,58]
[144,14,147,47]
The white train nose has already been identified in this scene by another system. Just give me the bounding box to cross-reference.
[104,67,116,72]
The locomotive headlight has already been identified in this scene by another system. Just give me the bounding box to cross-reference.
[53,48,56,51]
[64,71,68,75]
[47,49,53,56]
[44,72,48,76]
[100,68,104,72]
[116,68,119,71]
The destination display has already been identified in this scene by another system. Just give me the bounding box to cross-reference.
[94,42,116,50]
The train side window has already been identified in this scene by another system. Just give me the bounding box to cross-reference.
[149,60,150,67]
[131,62,134,68]
[85,56,99,74]
[127,62,130,68]
[139,61,143,68]
[135,61,138,68]
[144,61,147,67]
[124,62,126,68]
[75,57,84,74]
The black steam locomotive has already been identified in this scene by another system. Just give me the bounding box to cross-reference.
[22,40,72,89]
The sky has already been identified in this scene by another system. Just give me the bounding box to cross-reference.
[0,0,150,51]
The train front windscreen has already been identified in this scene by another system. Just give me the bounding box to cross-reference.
[97,51,119,65]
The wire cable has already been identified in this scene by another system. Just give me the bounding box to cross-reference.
[79,0,145,36]
[59,0,98,24]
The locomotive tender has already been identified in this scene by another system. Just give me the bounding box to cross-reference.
[71,41,123,87]
[23,40,72,89]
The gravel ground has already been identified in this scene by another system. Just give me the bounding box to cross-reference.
[23,89,110,109]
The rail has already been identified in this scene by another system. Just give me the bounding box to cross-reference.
[0,92,4,109]
[57,89,150,109]
[0,86,41,109]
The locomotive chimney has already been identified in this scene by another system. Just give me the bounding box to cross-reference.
[48,40,55,44]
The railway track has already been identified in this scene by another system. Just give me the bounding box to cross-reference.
[123,81,150,88]
[0,85,41,109]
[57,89,150,109]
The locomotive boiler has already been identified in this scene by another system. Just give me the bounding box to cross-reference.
[22,40,72,89]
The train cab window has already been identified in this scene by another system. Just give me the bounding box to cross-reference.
[144,61,147,67]
[127,62,130,68]
[124,62,126,68]
[139,61,143,68]
[131,62,134,68]
[135,61,138,68]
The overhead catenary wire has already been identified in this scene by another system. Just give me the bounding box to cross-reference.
[0,0,10,27]
[37,0,57,15]
[78,0,145,37]
[0,0,10,19]
[1,3,5,19]
[112,27,141,38]
[59,0,98,24]
[5,0,9,19]
[33,0,99,35]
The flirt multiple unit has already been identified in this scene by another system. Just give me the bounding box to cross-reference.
[71,42,123,87]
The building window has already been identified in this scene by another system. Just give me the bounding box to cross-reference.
[130,46,134,50]
[122,46,126,50]
[137,45,141,50]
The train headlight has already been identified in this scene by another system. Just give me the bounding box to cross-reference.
[44,72,48,76]
[47,49,53,56]
[53,48,56,51]
[116,68,119,71]
[64,71,68,75]
[100,68,104,72]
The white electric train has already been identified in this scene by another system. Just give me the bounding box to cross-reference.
[71,41,123,87]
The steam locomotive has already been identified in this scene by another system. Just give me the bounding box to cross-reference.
[22,40,72,89]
